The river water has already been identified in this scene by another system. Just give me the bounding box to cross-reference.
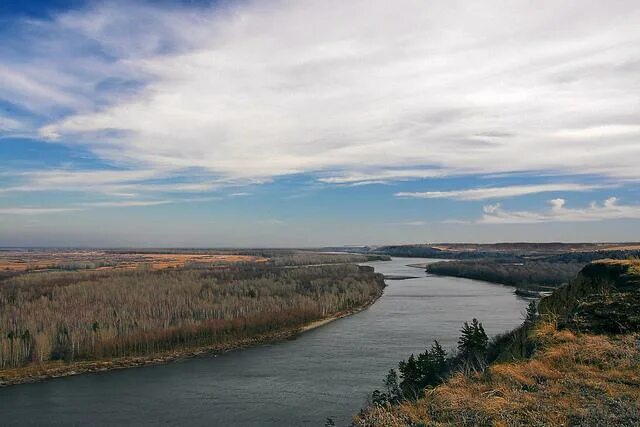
[0,258,529,426]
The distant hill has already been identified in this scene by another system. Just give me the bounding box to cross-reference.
[371,242,640,259]
[325,242,640,263]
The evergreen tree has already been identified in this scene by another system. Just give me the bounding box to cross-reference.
[398,341,450,399]
[383,368,402,403]
[428,340,448,376]
[398,354,421,398]
[457,318,488,370]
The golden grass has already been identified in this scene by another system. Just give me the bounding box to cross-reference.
[596,244,640,251]
[0,251,267,272]
[355,322,640,426]
[593,258,640,269]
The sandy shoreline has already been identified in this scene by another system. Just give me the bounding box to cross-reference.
[299,294,381,333]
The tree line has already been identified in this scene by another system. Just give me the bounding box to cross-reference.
[426,260,584,289]
[0,264,384,369]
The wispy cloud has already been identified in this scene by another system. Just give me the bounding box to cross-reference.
[397,220,431,226]
[0,169,238,195]
[0,115,24,132]
[0,169,160,193]
[318,169,444,185]
[395,183,606,201]
[0,196,216,216]
[79,200,173,208]
[480,197,640,224]
[256,219,285,225]
[0,207,81,215]
[1,0,637,184]
[2,0,640,246]
[24,169,160,187]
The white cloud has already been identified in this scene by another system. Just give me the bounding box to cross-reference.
[256,219,285,225]
[318,169,444,185]
[22,169,161,187]
[0,207,81,215]
[0,169,245,195]
[0,115,24,132]
[0,65,85,113]
[79,200,172,207]
[0,169,162,194]
[480,197,640,224]
[0,0,635,186]
[395,183,605,201]
[0,196,216,216]
[398,221,428,226]
[106,192,138,198]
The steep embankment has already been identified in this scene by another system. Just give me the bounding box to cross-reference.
[355,260,640,426]
[539,260,640,333]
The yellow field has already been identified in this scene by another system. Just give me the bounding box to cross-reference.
[0,250,267,272]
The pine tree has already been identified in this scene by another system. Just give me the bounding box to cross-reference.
[383,368,402,403]
[457,318,489,370]
[398,354,420,398]
[429,340,448,374]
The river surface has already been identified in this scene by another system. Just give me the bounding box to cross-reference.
[0,258,529,426]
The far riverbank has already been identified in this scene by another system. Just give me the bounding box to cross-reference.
[0,284,384,388]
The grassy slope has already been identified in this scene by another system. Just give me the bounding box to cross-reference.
[356,260,640,426]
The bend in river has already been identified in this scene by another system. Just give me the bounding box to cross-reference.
[0,258,529,426]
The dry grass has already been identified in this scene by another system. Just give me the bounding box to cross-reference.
[104,253,267,270]
[593,258,640,266]
[0,250,266,272]
[355,322,640,426]
[597,244,640,252]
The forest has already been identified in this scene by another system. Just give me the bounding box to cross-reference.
[340,243,640,264]
[426,260,584,290]
[0,263,385,370]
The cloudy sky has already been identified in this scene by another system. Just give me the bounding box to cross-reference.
[1,0,639,247]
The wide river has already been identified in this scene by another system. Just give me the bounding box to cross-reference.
[0,258,529,426]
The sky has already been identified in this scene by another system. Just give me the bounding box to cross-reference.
[1,0,639,247]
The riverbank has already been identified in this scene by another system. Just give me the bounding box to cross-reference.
[355,260,640,426]
[0,291,384,388]
[0,262,385,386]
[0,257,532,426]
[425,260,577,295]
[299,292,382,333]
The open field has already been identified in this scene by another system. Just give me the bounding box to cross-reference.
[0,250,267,272]
[0,248,389,273]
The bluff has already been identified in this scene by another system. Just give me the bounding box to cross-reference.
[538,260,640,333]
[355,260,640,426]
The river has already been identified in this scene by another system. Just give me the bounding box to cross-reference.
[0,258,529,426]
